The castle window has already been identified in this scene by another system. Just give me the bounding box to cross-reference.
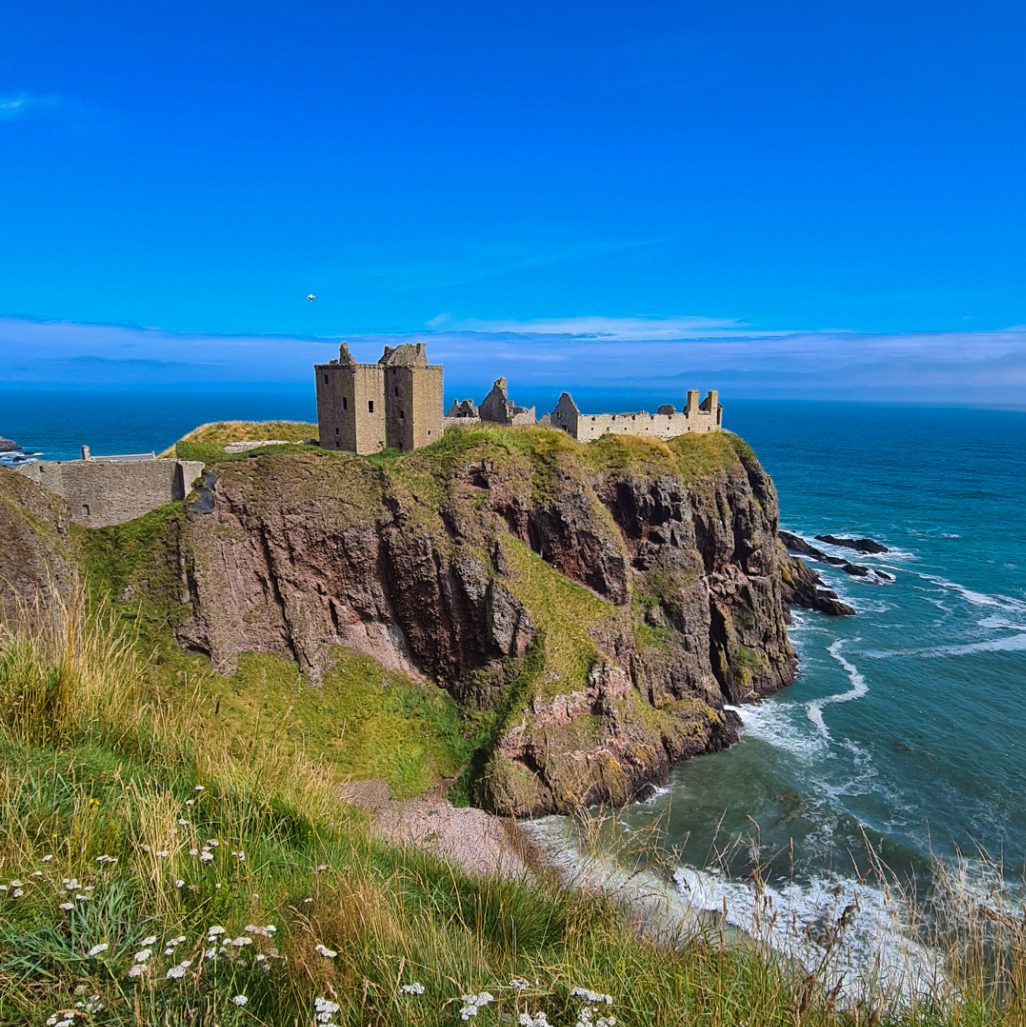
[82,503,90,517]
[342,396,348,410]
[323,374,328,384]
[399,410,405,420]
[368,400,374,413]
[394,387,399,396]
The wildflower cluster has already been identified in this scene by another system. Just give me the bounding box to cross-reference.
[314,996,341,1027]
[570,987,616,1027]
[460,991,495,1019]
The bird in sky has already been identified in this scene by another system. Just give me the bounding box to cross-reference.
[306,293,316,302]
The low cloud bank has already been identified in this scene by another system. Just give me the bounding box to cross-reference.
[2,315,1023,407]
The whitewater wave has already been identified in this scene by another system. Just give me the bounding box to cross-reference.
[669,864,944,1004]
[734,699,827,759]
[521,817,945,1006]
[806,640,869,739]
[917,572,1026,614]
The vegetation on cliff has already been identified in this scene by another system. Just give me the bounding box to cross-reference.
[0,558,1023,1024]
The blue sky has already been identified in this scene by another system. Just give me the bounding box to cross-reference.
[2,1,1025,403]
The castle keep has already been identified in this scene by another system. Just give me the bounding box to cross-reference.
[315,342,443,454]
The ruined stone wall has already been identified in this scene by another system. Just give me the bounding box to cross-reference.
[16,459,204,528]
[572,408,720,442]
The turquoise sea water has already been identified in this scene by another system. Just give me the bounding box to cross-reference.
[3,386,1025,948]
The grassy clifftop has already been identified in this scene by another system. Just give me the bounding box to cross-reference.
[0,427,1022,1024]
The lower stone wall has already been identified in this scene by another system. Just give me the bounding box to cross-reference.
[573,409,720,443]
[16,459,205,528]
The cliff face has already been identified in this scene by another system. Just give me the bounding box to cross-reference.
[165,428,801,816]
[0,469,77,626]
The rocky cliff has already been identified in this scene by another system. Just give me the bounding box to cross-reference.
[1,427,837,817]
[157,426,814,816]
[0,469,77,626]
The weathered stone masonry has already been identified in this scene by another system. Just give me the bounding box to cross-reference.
[548,389,722,442]
[16,455,204,528]
[315,342,443,454]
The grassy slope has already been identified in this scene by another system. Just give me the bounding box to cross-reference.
[1,422,1021,1025]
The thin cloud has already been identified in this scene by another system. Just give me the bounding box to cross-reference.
[426,313,793,341]
[2,314,1025,406]
[0,92,59,122]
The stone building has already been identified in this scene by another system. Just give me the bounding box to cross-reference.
[315,342,444,454]
[445,377,535,427]
[548,389,722,442]
[15,449,204,528]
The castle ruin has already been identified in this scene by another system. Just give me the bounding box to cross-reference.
[315,342,721,453]
[445,377,536,427]
[547,389,722,442]
[315,342,444,454]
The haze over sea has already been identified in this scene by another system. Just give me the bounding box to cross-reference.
[4,383,1025,975]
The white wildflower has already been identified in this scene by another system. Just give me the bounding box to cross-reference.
[509,977,530,991]
[86,943,108,957]
[58,901,74,911]
[73,893,90,901]
[459,992,495,1019]
[194,785,205,792]
[140,934,158,946]
[140,844,151,853]
[127,963,148,979]
[177,818,189,826]
[519,1014,552,1027]
[154,850,170,859]
[314,943,337,958]
[185,799,195,806]
[231,850,246,861]
[232,995,248,1007]
[314,996,341,1024]
[12,887,24,898]
[199,849,214,863]
[570,988,613,1006]
[207,925,226,937]
[62,878,79,891]
[205,838,220,847]
[400,982,425,995]
[75,995,103,1014]
[31,870,44,878]
[95,854,117,864]
[228,935,252,947]
[42,854,54,862]
[166,959,191,979]
[134,948,153,963]
[175,879,185,888]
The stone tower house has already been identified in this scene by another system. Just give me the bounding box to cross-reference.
[315,342,443,454]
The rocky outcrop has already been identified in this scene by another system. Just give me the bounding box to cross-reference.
[815,534,889,554]
[0,470,78,626]
[781,530,892,589]
[84,427,837,817]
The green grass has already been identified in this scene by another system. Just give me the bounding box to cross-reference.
[497,538,617,697]
[2,514,1025,1024]
[195,649,476,799]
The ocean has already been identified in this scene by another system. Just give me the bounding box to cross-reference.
[3,384,1025,981]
